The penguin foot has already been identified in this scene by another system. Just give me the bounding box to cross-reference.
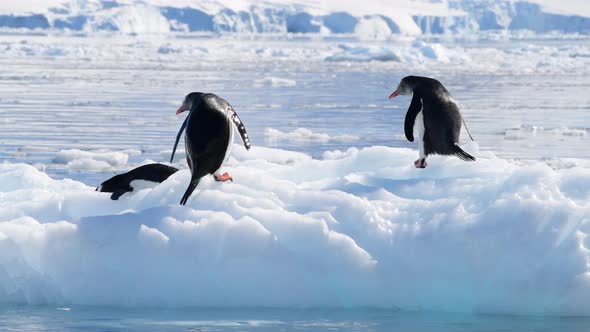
[414,159,427,168]
[214,172,233,182]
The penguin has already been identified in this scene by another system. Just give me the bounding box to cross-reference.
[389,75,475,168]
[96,163,179,200]
[171,92,251,205]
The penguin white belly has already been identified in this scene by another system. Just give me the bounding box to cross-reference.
[215,123,234,175]
[129,179,161,191]
[414,109,426,159]
[113,180,160,199]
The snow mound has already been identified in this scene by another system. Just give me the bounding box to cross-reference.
[325,45,400,62]
[413,41,451,62]
[324,42,457,63]
[1,145,590,314]
[353,16,395,40]
[265,128,359,143]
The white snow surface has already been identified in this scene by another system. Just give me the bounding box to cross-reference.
[325,45,401,62]
[265,128,359,143]
[1,144,590,314]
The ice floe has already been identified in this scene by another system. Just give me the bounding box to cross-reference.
[1,145,589,314]
[265,128,359,143]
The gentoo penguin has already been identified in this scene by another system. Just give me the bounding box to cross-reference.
[389,75,475,168]
[96,163,179,200]
[171,92,251,205]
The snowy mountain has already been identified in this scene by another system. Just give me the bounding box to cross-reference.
[0,0,589,35]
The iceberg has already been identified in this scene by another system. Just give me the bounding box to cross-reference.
[1,0,590,36]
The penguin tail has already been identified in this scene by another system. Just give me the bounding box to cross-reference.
[453,144,476,162]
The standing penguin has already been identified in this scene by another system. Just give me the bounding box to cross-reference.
[171,92,251,205]
[389,76,475,168]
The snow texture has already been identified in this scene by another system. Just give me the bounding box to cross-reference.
[1,145,590,314]
[265,128,359,143]
[5,34,590,75]
[325,45,401,62]
[52,149,142,172]
[254,77,297,88]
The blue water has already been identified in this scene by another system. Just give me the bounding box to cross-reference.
[3,306,590,332]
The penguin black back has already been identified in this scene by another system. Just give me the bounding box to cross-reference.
[173,92,251,205]
[390,76,475,167]
[97,163,179,200]
[184,94,232,178]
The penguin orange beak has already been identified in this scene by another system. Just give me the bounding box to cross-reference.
[176,106,185,115]
[389,90,399,99]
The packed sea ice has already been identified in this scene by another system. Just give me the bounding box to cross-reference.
[1,143,589,314]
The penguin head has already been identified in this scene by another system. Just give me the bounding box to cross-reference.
[176,92,205,115]
[96,175,133,200]
[389,76,418,99]
[96,174,127,193]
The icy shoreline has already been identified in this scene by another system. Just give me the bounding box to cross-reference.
[1,144,589,314]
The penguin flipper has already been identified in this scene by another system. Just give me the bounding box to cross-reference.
[110,187,131,200]
[453,144,476,162]
[171,116,189,163]
[404,94,422,142]
[228,106,251,150]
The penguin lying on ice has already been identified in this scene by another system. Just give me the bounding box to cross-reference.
[96,163,179,200]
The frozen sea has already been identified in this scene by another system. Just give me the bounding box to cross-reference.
[1,33,590,331]
[1,33,589,184]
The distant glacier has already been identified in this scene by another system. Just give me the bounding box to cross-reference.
[1,0,590,35]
